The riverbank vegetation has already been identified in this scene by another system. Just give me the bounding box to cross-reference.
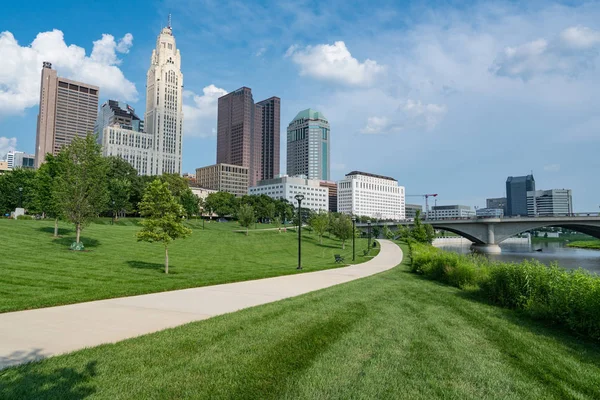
[409,242,600,341]
[567,240,600,250]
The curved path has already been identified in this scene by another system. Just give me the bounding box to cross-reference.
[0,240,402,370]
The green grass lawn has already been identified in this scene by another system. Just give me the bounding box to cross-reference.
[1,243,599,399]
[567,240,600,250]
[0,219,376,313]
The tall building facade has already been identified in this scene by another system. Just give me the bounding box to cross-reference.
[217,87,263,186]
[337,171,405,220]
[319,181,338,212]
[249,175,329,212]
[95,100,144,137]
[35,62,99,168]
[195,163,249,197]
[145,22,184,175]
[256,97,280,181]
[527,189,573,216]
[287,109,330,181]
[506,175,535,216]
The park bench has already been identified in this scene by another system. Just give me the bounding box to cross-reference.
[334,254,345,263]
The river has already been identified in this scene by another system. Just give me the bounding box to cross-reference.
[435,240,600,274]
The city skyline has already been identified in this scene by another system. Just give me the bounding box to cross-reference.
[1,1,600,211]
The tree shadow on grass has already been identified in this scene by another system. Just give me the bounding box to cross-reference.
[38,226,71,236]
[127,260,171,273]
[53,237,101,249]
[0,351,97,400]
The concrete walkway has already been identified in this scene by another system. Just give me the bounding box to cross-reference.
[0,240,402,370]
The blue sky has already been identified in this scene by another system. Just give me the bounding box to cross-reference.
[1,0,599,211]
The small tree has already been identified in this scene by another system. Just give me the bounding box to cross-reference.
[333,214,353,249]
[273,216,282,232]
[108,178,131,222]
[372,226,381,239]
[309,211,329,244]
[180,188,200,219]
[205,191,236,218]
[137,180,192,274]
[54,134,108,247]
[34,154,62,236]
[424,224,435,244]
[265,202,276,224]
[384,225,395,240]
[237,203,255,236]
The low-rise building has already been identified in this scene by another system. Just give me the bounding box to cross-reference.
[319,181,337,212]
[0,161,11,175]
[196,163,249,197]
[527,189,573,216]
[486,197,507,212]
[405,204,423,219]
[190,187,218,201]
[337,171,405,220]
[476,208,504,218]
[249,175,328,212]
[6,151,35,169]
[102,125,154,176]
[430,205,475,219]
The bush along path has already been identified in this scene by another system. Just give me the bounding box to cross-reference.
[407,241,600,341]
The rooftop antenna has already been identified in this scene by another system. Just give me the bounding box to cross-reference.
[168,13,172,29]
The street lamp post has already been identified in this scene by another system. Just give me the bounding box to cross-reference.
[295,194,305,270]
[111,200,115,225]
[367,220,372,253]
[18,187,23,209]
[352,216,356,261]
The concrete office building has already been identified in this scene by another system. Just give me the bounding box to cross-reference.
[476,208,504,218]
[319,181,338,212]
[190,186,218,202]
[430,205,476,219]
[35,62,99,168]
[256,97,280,181]
[0,161,11,175]
[249,175,329,212]
[527,189,573,216]
[506,175,535,216]
[6,151,35,169]
[337,171,405,220]
[96,100,144,136]
[486,197,507,212]
[102,125,154,176]
[145,21,184,175]
[287,109,330,181]
[195,163,249,197]
[405,204,423,219]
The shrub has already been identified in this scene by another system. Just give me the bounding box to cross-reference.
[16,215,33,220]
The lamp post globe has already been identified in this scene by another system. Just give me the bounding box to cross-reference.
[18,187,23,209]
[294,194,305,270]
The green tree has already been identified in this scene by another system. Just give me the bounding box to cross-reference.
[396,225,411,241]
[424,224,435,244]
[265,202,276,223]
[34,154,62,236]
[0,168,37,215]
[180,188,200,219]
[159,173,189,200]
[107,178,132,222]
[273,216,282,232]
[205,191,236,218]
[333,214,353,249]
[237,203,255,236]
[384,225,395,240]
[54,134,109,246]
[372,226,381,239]
[309,211,329,244]
[137,180,192,274]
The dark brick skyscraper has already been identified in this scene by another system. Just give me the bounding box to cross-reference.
[257,97,280,180]
[217,87,279,186]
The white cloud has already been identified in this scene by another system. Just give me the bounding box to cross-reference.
[543,164,561,172]
[361,116,391,135]
[360,100,447,135]
[0,30,137,116]
[183,85,228,138]
[491,25,600,80]
[0,137,17,160]
[255,47,266,57]
[286,41,385,86]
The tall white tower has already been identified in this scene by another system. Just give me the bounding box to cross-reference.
[145,17,184,175]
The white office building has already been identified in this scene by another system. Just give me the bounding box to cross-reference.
[6,151,35,169]
[337,171,405,220]
[249,175,329,212]
[102,125,154,176]
[476,208,504,218]
[527,189,573,216]
[430,205,475,219]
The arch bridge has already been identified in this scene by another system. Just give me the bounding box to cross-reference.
[359,216,600,253]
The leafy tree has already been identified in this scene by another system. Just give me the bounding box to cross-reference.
[372,226,381,239]
[159,173,189,200]
[130,175,154,213]
[275,198,293,224]
[180,188,200,219]
[333,214,353,249]
[396,225,411,241]
[137,180,192,274]
[107,178,131,222]
[34,154,62,236]
[54,134,109,246]
[384,225,395,240]
[265,202,276,223]
[205,191,236,218]
[309,211,329,244]
[424,224,435,244]
[237,203,255,236]
[273,216,282,232]
[0,168,37,215]
[106,156,137,181]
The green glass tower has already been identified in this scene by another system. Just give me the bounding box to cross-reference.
[286,109,330,180]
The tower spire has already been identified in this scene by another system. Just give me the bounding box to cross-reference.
[168,14,172,29]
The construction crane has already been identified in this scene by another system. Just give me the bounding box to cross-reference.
[406,194,438,219]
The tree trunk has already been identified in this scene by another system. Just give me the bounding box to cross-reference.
[76,223,81,243]
[165,246,169,274]
[246,227,249,236]
[54,218,58,237]
[342,240,345,250]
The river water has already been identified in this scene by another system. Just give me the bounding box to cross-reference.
[436,240,600,274]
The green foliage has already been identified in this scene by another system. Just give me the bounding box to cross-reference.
[0,167,37,214]
[137,180,192,273]
[158,173,189,199]
[273,216,282,231]
[309,211,329,244]
[237,204,255,236]
[180,188,200,218]
[567,240,600,250]
[108,178,132,220]
[33,154,61,218]
[408,242,600,340]
[205,191,236,217]
[372,226,381,239]
[384,225,395,240]
[16,215,33,220]
[54,134,109,243]
[332,214,353,249]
